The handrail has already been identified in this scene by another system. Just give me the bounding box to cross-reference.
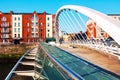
[5,48,35,80]
[40,43,84,80]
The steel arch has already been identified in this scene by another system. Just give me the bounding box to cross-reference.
[56,5,120,45]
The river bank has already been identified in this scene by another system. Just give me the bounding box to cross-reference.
[0,43,39,80]
[0,43,39,62]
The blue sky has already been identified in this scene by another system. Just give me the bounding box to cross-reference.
[0,0,120,14]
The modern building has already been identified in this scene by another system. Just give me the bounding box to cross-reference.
[86,15,120,40]
[46,14,55,38]
[0,11,55,44]
[12,14,22,44]
[0,11,12,43]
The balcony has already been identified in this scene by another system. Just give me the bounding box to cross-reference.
[1,30,10,34]
[0,23,10,28]
[1,35,9,39]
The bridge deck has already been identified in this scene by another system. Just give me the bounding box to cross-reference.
[42,43,120,80]
[59,45,120,76]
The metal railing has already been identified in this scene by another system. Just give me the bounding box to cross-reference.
[5,48,35,80]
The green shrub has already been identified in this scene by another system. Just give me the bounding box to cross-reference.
[46,38,56,43]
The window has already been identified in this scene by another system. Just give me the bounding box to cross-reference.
[18,22,20,27]
[14,17,16,21]
[15,34,16,37]
[27,23,29,27]
[40,17,42,20]
[48,29,50,32]
[27,28,30,32]
[47,23,50,26]
[27,34,30,37]
[41,34,42,37]
[32,33,34,37]
[35,16,38,20]
[14,22,16,27]
[47,17,49,20]
[32,28,34,32]
[36,33,38,37]
[14,28,16,32]
[18,17,20,21]
[35,28,38,32]
[41,29,42,32]
[40,22,43,26]
[48,34,49,37]
[32,22,34,26]
[18,34,20,38]
[18,28,20,32]
[36,22,38,26]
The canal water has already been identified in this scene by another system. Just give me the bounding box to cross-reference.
[0,63,15,80]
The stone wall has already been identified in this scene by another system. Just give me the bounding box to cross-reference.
[0,43,39,54]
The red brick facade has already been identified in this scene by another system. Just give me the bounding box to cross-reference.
[0,11,13,43]
[0,11,55,44]
[86,19,109,39]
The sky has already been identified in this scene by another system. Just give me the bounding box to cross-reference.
[0,0,120,14]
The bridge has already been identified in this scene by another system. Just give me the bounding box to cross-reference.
[5,5,120,80]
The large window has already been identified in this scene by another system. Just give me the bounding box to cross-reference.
[32,28,34,32]
[18,28,20,32]
[14,28,16,32]
[18,22,20,27]
[14,22,16,27]
[15,34,16,37]
[35,28,38,32]
[48,34,49,37]
[47,17,50,20]
[32,33,34,37]
[18,34,20,38]
[36,33,38,37]
[47,23,50,26]
[32,22,34,26]
[14,17,17,21]
[18,17,20,21]
[48,29,50,32]
[36,22,38,26]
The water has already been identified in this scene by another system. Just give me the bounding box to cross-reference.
[0,63,15,80]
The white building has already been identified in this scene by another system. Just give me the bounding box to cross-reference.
[31,13,38,42]
[46,14,53,38]
[12,14,22,38]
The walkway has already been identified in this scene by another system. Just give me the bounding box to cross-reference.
[59,45,120,76]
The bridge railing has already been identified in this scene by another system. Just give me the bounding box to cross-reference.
[61,39,120,59]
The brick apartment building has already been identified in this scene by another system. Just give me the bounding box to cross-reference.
[86,14,120,40]
[0,11,55,44]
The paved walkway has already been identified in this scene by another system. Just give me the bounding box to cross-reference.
[59,45,120,76]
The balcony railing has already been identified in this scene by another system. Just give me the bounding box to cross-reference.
[1,30,10,34]
[0,23,10,28]
[1,36,9,38]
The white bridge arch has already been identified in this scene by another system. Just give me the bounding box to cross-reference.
[56,5,120,45]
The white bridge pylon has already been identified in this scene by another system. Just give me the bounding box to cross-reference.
[56,5,120,45]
